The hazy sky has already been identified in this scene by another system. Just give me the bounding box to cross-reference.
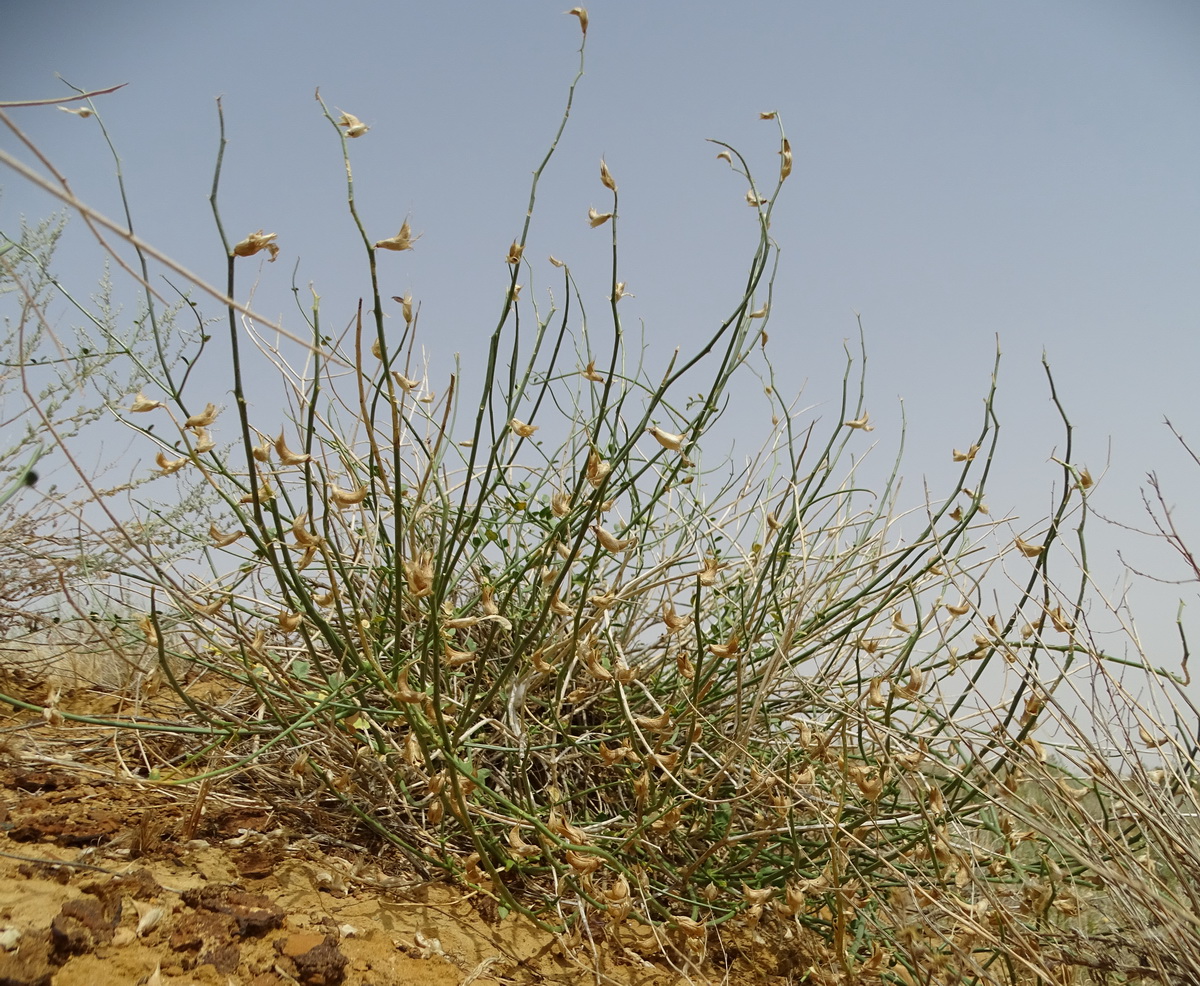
[3,2,1199,652]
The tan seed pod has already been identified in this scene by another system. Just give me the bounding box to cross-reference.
[330,484,368,507]
[278,610,302,632]
[276,432,311,465]
[375,220,419,251]
[336,111,369,137]
[232,231,279,261]
[508,825,541,859]
[157,451,188,474]
[185,403,219,428]
[587,207,613,227]
[130,392,164,412]
[647,425,686,451]
[208,523,244,547]
[599,157,616,191]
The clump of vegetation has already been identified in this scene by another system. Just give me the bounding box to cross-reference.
[3,12,1199,982]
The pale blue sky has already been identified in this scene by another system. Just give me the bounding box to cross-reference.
[3,2,1199,651]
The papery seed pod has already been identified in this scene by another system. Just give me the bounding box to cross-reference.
[867,677,884,708]
[746,189,767,206]
[508,825,541,859]
[779,138,792,180]
[673,916,707,940]
[581,359,605,382]
[1014,536,1044,557]
[548,255,565,268]
[188,595,225,617]
[509,418,538,438]
[313,587,338,608]
[566,849,600,876]
[505,241,524,265]
[896,667,924,699]
[587,207,613,227]
[550,490,572,517]
[749,303,768,319]
[130,392,164,412]
[599,158,616,191]
[443,645,476,668]
[648,751,679,771]
[337,111,369,137]
[567,6,588,34]
[392,372,420,392]
[708,633,739,659]
[592,525,635,553]
[330,484,368,507]
[404,552,435,598]
[953,444,980,462]
[232,230,279,261]
[139,615,159,647]
[531,648,559,673]
[549,589,573,617]
[696,556,722,586]
[393,668,423,704]
[480,584,498,616]
[647,425,686,451]
[295,545,317,569]
[661,600,691,634]
[716,150,732,164]
[60,106,93,118]
[1077,467,1093,490]
[945,600,970,617]
[548,809,588,845]
[209,523,244,547]
[157,451,188,474]
[844,413,873,431]
[252,439,272,462]
[634,709,672,732]
[675,653,695,679]
[240,480,274,504]
[1138,724,1169,748]
[276,432,311,466]
[375,221,419,252]
[586,450,610,488]
[610,281,630,302]
[279,610,302,632]
[185,403,219,428]
[891,610,912,633]
[191,428,215,454]
[291,512,320,547]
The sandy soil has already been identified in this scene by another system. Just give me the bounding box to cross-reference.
[0,674,819,986]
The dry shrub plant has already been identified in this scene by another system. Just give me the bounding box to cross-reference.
[2,13,1199,984]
